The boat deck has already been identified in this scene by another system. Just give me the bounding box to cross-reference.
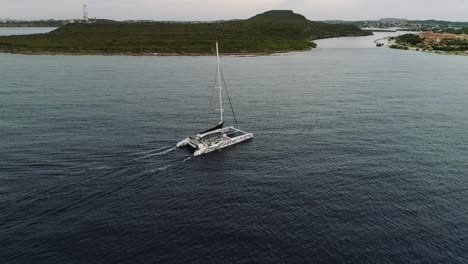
[226,129,246,138]
[198,128,247,144]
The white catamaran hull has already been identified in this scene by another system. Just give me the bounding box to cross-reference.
[176,138,191,148]
[177,126,253,156]
[193,133,253,156]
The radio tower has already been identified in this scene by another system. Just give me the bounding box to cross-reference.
[82,1,89,22]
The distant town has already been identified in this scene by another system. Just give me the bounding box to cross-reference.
[324,18,468,32]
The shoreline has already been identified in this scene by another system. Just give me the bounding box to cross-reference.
[392,47,468,56]
[0,48,312,57]
[388,44,468,56]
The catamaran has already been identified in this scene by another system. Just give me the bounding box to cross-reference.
[176,42,254,156]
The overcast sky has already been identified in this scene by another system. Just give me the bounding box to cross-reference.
[2,0,468,21]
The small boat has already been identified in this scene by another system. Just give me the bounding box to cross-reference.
[176,42,254,156]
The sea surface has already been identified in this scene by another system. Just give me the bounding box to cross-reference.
[1,29,468,264]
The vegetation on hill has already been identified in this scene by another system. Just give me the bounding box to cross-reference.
[443,27,468,34]
[0,10,371,55]
[394,34,423,45]
[433,39,468,51]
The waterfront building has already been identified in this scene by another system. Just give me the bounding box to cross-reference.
[419,31,468,44]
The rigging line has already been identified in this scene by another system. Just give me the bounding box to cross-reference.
[220,69,239,128]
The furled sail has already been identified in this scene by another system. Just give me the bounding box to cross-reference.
[200,122,223,134]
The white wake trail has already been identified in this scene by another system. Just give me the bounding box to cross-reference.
[133,146,172,155]
[140,147,176,159]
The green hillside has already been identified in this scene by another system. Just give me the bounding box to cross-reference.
[0,10,371,55]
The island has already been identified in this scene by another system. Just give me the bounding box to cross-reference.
[390,31,468,55]
[0,10,371,56]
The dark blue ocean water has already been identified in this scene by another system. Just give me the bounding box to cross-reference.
[1,30,468,263]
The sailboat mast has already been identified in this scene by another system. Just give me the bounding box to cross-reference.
[216,42,224,125]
